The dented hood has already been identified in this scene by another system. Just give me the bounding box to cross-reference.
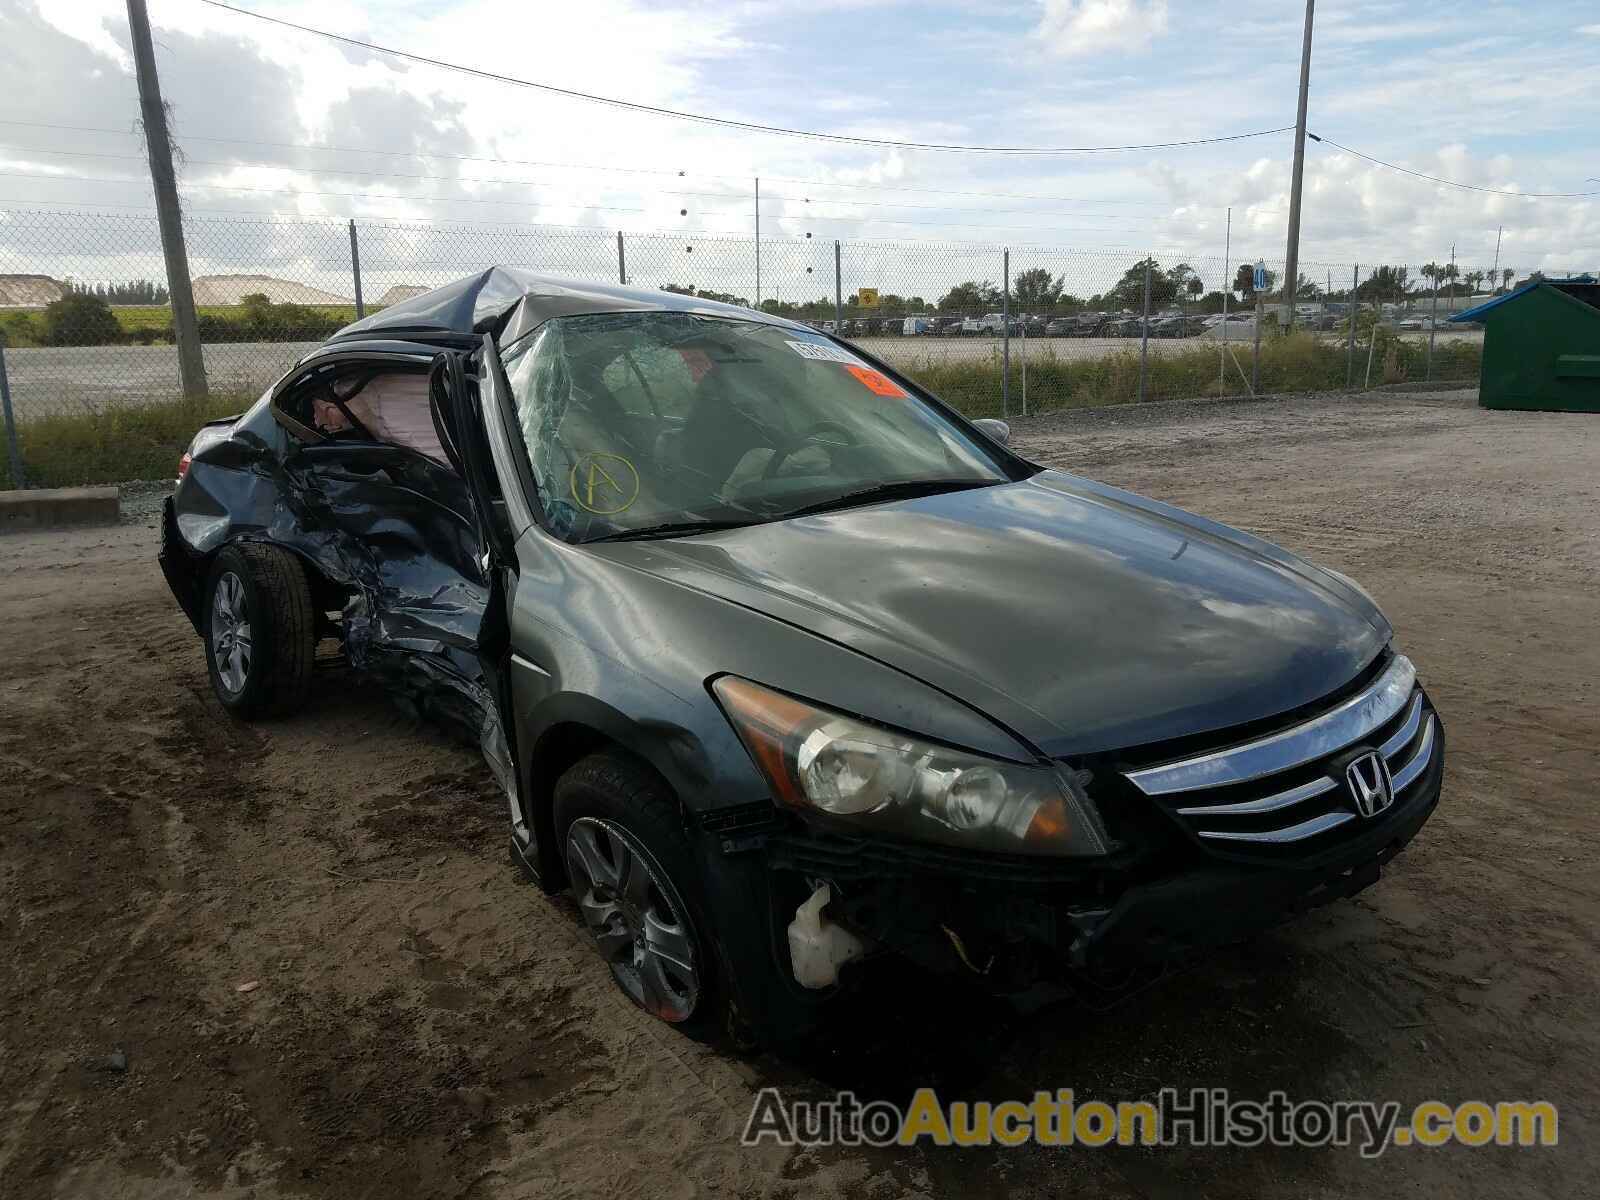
[593,471,1390,758]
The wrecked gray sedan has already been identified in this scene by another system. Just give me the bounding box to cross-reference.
[161,268,1443,1043]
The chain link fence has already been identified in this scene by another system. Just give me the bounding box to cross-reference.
[0,206,1520,487]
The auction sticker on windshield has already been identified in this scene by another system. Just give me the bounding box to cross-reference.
[845,365,907,398]
[785,340,866,366]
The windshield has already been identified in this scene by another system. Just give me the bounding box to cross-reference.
[498,311,1010,541]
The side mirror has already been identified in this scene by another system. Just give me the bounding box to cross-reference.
[972,418,1010,446]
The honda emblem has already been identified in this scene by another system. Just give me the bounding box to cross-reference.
[1345,751,1393,818]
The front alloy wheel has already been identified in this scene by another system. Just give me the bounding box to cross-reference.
[565,816,701,1023]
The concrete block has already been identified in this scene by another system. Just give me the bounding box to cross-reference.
[0,486,120,531]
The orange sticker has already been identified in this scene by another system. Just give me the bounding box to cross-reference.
[844,365,907,397]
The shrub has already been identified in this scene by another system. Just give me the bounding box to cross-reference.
[40,293,122,346]
[1,392,252,490]
[1,312,43,348]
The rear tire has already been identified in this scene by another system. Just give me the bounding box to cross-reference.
[202,543,314,719]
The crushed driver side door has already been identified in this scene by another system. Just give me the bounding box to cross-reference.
[430,340,548,884]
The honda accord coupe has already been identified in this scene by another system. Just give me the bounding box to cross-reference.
[161,269,1443,1043]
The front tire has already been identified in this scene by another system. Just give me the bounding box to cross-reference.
[554,752,728,1039]
[202,543,314,719]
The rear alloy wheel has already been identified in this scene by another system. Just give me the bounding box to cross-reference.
[202,543,314,718]
[565,816,701,1023]
[210,570,253,696]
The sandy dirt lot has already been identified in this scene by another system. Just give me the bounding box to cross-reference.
[2,388,1595,1198]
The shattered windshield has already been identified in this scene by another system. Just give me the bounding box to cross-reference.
[498,311,1008,542]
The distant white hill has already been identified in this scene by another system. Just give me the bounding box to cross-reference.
[191,274,350,306]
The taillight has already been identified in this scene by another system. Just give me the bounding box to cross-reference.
[177,450,192,480]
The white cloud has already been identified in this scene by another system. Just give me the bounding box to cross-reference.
[1580,24,1600,37]
[1032,0,1169,58]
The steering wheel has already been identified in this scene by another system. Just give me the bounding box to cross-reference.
[763,420,858,479]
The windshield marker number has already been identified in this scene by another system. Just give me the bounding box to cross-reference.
[785,340,865,366]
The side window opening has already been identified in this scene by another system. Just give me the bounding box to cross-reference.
[281,364,452,468]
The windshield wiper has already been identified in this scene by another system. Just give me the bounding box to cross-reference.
[586,518,761,543]
[778,479,993,520]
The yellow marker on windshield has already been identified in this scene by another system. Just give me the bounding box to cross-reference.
[571,452,640,514]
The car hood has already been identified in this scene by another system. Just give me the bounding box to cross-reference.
[595,471,1389,758]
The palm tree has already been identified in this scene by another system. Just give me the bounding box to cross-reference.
[1442,264,1461,313]
[1420,263,1441,297]
[1466,270,1485,297]
[1502,268,1515,293]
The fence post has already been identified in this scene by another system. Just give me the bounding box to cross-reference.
[1346,264,1359,387]
[617,231,627,285]
[1251,293,1263,395]
[1138,260,1152,404]
[1001,248,1010,418]
[0,340,23,489]
[1427,274,1439,382]
[348,219,365,320]
[834,241,842,335]
[1020,307,1028,417]
[1364,289,1379,388]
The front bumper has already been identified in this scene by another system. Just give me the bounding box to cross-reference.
[760,720,1443,999]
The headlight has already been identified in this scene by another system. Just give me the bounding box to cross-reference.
[712,676,1110,857]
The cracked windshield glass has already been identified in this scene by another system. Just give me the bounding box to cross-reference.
[499,312,1008,541]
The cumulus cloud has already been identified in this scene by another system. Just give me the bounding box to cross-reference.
[1032,0,1170,57]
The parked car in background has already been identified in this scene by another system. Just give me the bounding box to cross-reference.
[934,315,965,337]
[902,316,934,336]
[1044,317,1074,336]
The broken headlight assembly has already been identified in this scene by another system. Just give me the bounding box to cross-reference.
[713,676,1110,857]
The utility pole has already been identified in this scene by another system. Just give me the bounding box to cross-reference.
[127,0,206,399]
[1491,225,1503,294]
[1282,0,1315,334]
[754,177,761,306]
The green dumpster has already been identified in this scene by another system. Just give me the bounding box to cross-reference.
[1449,279,1600,412]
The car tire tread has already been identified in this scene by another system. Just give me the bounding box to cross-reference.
[205,543,315,719]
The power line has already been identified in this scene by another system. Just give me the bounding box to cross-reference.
[194,0,1292,156]
[1309,133,1600,200]
[0,119,1172,206]
[0,200,1205,255]
[0,142,1168,222]
[0,170,1174,233]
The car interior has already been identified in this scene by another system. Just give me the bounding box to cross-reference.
[274,360,450,468]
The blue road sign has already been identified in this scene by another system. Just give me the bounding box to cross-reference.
[1253,261,1269,292]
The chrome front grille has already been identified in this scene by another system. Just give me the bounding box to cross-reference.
[1124,656,1439,854]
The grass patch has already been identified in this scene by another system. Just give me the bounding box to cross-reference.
[1,392,253,490]
[1,304,363,347]
[898,332,1482,418]
[1,333,1482,489]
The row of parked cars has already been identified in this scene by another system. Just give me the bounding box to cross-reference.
[813,312,1215,339]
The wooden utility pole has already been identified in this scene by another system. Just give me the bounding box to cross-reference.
[127,0,207,398]
[1282,0,1315,333]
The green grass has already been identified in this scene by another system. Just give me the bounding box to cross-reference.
[1,392,254,490]
[1,304,362,347]
[898,331,1482,418]
[0,333,1482,489]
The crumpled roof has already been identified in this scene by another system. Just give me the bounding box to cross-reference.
[331,267,800,342]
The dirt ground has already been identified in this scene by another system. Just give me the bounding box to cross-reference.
[2,387,1596,1199]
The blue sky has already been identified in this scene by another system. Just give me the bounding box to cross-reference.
[1,0,1596,298]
